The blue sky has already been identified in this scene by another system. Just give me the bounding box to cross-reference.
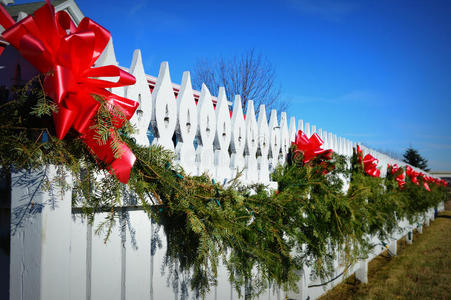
[15,0,451,170]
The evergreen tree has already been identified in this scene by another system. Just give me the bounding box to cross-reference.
[403,147,430,171]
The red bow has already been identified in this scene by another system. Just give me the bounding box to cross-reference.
[356,145,380,177]
[418,173,431,192]
[405,166,420,186]
[388,164,406,188]
[0,1,138,183]
[292,130,333,163]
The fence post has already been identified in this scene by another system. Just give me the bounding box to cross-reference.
[355,260,368,284]
[417,224,423,234]
[406,231,413,245]
[389,240,397,256]
[10,165,72,300]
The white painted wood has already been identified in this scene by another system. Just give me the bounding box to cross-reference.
[91,213,122,300]
[94,38,125,98]
[279,112,290,166]
[69,215,88,300]
[214,87,232,183]
[10,166,72,300]
[150,224,176,299]
[257,104,270,184]
[196,84,216,177]
[311,124,316,135]
[230,95,246,180]
[175,71,198,175]
[289,116,297,143]
[151,62,177,150]
[245,100,259,183]
[355,260,368,284]
[323,130,328,149]
[406,231,413,245]
[268,110,281,171]
[95,38,117,68]
[333,134,338,153]
[328,132,334,151]
[389,240,397,256]
[297,119,304,133]
[125,211,151,300]
[304,122,310,138]
[127,49,153,146]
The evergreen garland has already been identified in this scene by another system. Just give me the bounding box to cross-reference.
[0,80,446,298]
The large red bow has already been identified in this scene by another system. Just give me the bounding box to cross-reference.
[0,1,138,183]
[388,164,406,188]
[292,130,333,163]
[356,145,380,177]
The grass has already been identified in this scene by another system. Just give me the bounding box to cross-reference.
[319,207,451,300]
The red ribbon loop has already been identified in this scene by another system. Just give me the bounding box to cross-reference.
[0,1,138,183]
[292,130,333,163]
[356,145,380,177]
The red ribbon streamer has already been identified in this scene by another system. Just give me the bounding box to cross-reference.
[292,130,333,163]
[0,1,138,183]
[356,145,380,177]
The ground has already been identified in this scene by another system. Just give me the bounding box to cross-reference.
[319,202,451,300]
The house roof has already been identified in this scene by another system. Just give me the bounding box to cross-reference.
[4,0,66,20]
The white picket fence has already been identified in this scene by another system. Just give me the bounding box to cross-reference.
[5,29,446,300]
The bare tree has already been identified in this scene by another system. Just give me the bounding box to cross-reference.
[192,49,286,112]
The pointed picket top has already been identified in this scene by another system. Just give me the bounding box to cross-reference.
[176,71,197,143]
[94,38,124,97]
[95,38,118,67]
[311,125,316,135]
[289,116,297,143]
[279,112,290,161]
[304,122,311,138]
[297,119,304,133]
[318,128,323,140]
[334,134,338,153]
[197,84,216,146]
[268,109,281,163]
[214,87,232,150]
[257,104,270,157]
[339,137,344,155]
[151,61,177,150]
[230,95,246,154]
[323,130,328,149]
[17,11,27,21]
[244,100,258,156]
[328,132,334,151]
[343,138,349,156]
[126,49,152,146]
[347,139,352,156]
